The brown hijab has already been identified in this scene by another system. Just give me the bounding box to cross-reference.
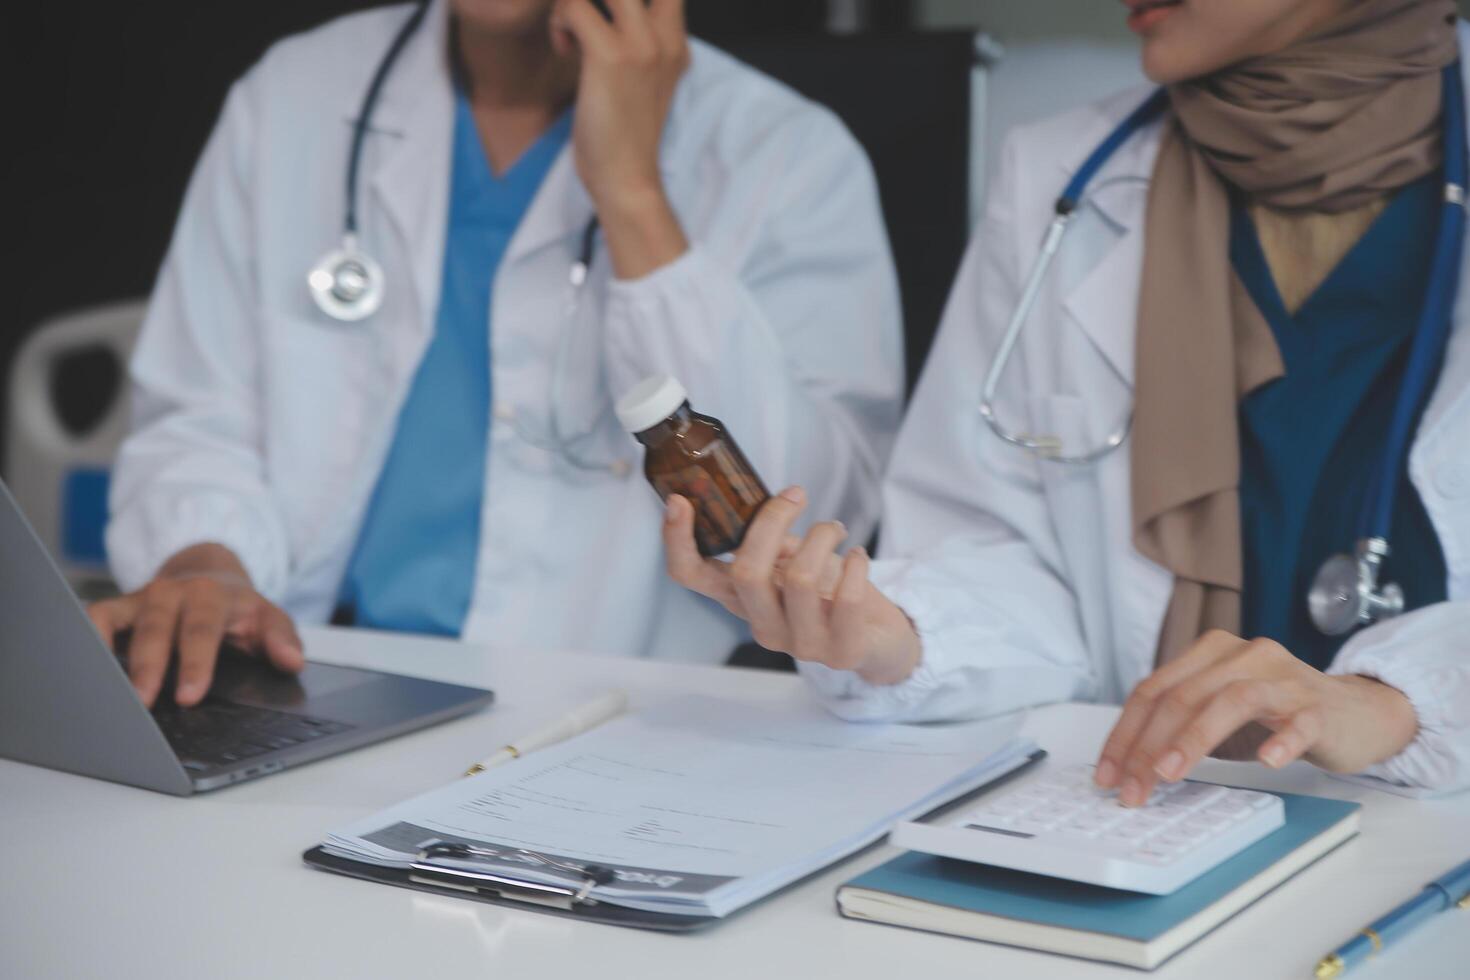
[1134,0,1459,664]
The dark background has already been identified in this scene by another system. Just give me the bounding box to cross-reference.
[0,0,973,463]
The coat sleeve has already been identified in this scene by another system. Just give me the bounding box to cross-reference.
[599,106,903,543]
[1327,601,1470,793]
[800,133,1097,722]
[105,73,293,601]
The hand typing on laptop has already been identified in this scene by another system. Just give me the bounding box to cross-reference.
[87,543,303,708]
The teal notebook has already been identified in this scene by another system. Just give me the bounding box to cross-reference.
[838,791,1360,970]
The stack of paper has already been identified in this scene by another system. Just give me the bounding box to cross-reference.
[321,694,1035,918]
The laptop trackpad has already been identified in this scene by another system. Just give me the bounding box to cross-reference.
[210,649,377,712]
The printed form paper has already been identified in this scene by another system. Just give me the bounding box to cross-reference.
[323,695,1032,915]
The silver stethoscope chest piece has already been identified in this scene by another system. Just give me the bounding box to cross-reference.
[1308,538,1405,637]
[308,235,385,322]
[303,1,626,473]
[307,1,429,323]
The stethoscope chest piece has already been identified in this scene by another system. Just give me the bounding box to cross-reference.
[1308,538,1405,636]
[308,234,385,322]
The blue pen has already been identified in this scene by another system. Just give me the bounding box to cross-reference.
[1314,856,1470,977]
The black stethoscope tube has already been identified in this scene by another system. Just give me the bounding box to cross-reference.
[344,1,430,236]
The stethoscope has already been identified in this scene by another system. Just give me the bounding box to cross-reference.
[980,64,1468,639]
[307,1,628,475]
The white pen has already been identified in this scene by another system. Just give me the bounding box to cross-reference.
[463,690,629,776]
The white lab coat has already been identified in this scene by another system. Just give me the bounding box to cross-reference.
[805,42,1470,794]
[106,0,903,663]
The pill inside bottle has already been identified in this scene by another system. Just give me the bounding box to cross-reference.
[616,375,770,557]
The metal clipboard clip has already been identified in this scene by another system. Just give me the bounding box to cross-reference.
[408,842,616,910]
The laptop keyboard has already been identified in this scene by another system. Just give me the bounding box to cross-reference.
[152,699,355,773]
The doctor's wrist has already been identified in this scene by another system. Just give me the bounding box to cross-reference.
[156,542,253,588]
[1330,675,1418,766]
[594,182,689,281]
[853,616,923,687]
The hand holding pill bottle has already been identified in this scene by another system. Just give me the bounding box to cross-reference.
[617,375,770,557]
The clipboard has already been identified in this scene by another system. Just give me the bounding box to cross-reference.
[301,750,1046,932]
[302,843,719,932]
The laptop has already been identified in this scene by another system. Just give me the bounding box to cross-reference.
[0,478,493,795]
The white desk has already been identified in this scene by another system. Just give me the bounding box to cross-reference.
[2,626,1466,980]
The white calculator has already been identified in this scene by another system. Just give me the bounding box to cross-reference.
[892,764,1284,895]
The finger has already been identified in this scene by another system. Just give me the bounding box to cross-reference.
[1149,680,1302,795]
[554,0,619,57]
[728,486,808,651]
[647,0,686,48]
[662,496,738,608]
[782,522,848,663]
[769,535,813,587]
[605,0,656,41]
[87,594,139,650]
[1122,645,1268,785]
[548,0,578,59]
[175,582,229,706]
[1111,664,1264,811]
[827,547,872,671]
[1256,707,1323,769]
[260,604,306,674]
[128,585,184,708]
[1095,630,1244,788]
[550,22,576,59]
[1149,642,1299,783]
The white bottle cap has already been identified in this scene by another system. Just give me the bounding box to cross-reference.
[615,374,689,434]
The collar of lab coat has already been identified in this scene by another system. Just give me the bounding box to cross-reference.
[1058,37,1470,450]
[355,0,690,330]
[1055,84,1162,389]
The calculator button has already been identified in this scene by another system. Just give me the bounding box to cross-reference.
[1151,831,1196,850]
[1150,801,1193,818]
[1067,811,1117,829]
[1075,813,1128,835]
[1204,799,1252,820]
[1029,804,1082,827]
[1175,824,1216,842]
[1056,823,1103,839]
[1126,813,1172,832]
[1179,815,1224,833]
[1168,783,1227,808]
[1060,812,1115,835]
[1103,826,1150,845]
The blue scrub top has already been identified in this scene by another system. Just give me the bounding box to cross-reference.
[340,95,571,635]
[1233,174,1448,671]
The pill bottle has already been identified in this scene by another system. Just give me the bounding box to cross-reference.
[616,375,770,556]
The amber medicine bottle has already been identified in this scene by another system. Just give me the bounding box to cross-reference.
[616,375,770,557]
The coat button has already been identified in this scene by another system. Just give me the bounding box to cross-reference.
[1435,461,1470,498]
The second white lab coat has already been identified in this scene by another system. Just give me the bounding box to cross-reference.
[106,1,903,663]
[805,49,1470,794]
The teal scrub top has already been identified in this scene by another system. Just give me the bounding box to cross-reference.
[1233,174,1448,671]
[340,96,571,635]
